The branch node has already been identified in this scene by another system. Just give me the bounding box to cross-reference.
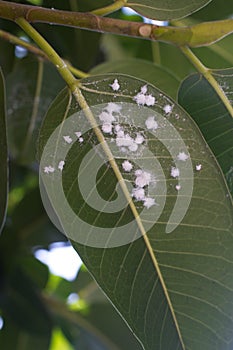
[139,24,153,38]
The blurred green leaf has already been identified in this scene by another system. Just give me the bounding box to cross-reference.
[127,0,212,20]
[11,187,67,249]
[193,35,233,69]
[0,266,52,335]
[0,40,14,76]
[178,68,233,195]
[6,56,64,165]
[19,255,49,289]
[0,68,8,235]
[158,42,195,80]
[71,268,143,349]
[91,58,180,99]
[0,316,50,350]
[101,34,154,63]
[191,0,233,20]
[38,73,233,349]
[46,294,122,350]
[50,328,73,350]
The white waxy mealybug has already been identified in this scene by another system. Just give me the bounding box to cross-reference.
[58,160,65,171]
[171,167,180,178]
[122,160,133,172]
[177,152,189,161]
[44,165,55,174]
[63,135,72,144]
[145,116,158,130]
[110,79,120,91]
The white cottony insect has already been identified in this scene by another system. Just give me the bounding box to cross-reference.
[132,187,145,200]
[135,133,144,144]
[145,116,158,130]
[105,102,122,114]
[58,160,65,171]
[63,135,72,144]
[44,165,55,174]
[134,85,156,106]
[175,184,181,191]
[99,111,115,123]
[122,160,133,172]
[135,170,151,188]
[143,197,156,209]
[171,167,180,178]
[110,78,120,91]
[163,104,173,114]
[75,131,82,138]
[102,123,113,134]
[140,85,147,94]
[145,94,155,106]
[196,164,202,171]
[177,152,189,161]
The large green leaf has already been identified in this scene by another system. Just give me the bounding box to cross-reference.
[178,69,233,195]
[0,68,8,234]
[38,74,233,349]
[127,0,212,20]
[91,59,180,99]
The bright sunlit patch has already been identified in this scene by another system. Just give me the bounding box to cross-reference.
[0,316,4,330]
[35,243,82,281]
[122,7,138,16]
[122,6,168,26]
[67,293,79,305]
[15,36,29,58]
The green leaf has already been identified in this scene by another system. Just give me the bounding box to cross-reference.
[178,68,233,196]
[6,56,64,164]
[193,35,233,69]
[127,0,212,20]
[91,58,180,99]
[0,266,52,335]
[0,316,51,350]
[11,187,67,248]
[191,0,233,21]
[38,74,233,350]
[0,68,8,234]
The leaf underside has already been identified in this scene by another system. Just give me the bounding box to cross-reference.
[39,73,233,350]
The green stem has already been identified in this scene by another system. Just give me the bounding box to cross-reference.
[15,17,78,92]
[180,46,233,118]
[91,0,126,16]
